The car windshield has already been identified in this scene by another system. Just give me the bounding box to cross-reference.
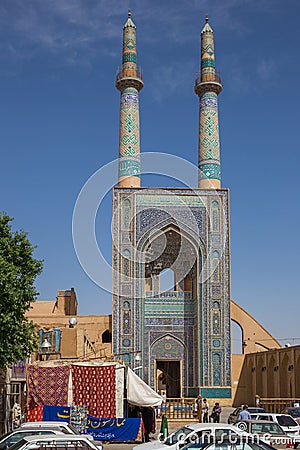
[182,443,210,449]
[8,439,28,450]
[277,416,297,427]
[0,431,50,447]
[248,409,265,414]
[251,423,283,434]
[286,409,300,418]
[204,442,268,450]
[63,424,80,435]
[10,440,94,450]
[165,427,193,446]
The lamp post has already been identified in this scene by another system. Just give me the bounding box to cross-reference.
[40,338,51,360]
[133,354,142,378]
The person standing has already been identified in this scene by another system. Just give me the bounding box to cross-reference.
[142,407,154,442]
[238,404,251,421]
[211,402,222,423]
[202,398,209,423]
[196,395,203,422]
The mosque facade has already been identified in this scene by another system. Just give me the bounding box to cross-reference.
[112,13,232,398]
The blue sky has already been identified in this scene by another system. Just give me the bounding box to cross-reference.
[1,0,300,348]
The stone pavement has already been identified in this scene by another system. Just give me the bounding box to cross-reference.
[102,407,233,450]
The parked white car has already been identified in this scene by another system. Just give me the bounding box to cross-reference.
[250,413,300,436]
[20,421,80,435]
[20,422,94,441]
[234,419,300,448]
[180,438,273,450]
[9,435,102,450]
[0,429,68,450]
[132,423,250,450]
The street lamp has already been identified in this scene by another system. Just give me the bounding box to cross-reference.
[69,317,78,328]
[133,354,142,377]
[134,354,141,364]
[40,338,51,354]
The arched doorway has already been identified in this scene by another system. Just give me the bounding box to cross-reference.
[156,360,181,398]
[151,335,185,398]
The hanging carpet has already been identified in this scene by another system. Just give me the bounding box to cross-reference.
[27,365,70,406]
[26,404,44,422]
[72,365,116,418]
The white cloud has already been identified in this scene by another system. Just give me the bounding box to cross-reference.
[0,0,262,61]
[0,0,288,85]
[257,58,275,81]
[148,61,195,102]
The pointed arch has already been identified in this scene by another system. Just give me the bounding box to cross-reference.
[151,332,187,351]
[256,356,264,396]
[267,355,276,397]
[280,354,290,397]
[137,218,207,259]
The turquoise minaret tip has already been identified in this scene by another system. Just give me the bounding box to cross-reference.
[116,12,143,188]
[195,17,222,189]
[124,9,136,29]
[202,15,213,33]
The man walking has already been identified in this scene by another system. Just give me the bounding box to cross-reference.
[238,405,251,421]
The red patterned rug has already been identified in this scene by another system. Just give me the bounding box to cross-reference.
[26,404,44,422]
[72,365,116,418]
[27,365,70,406]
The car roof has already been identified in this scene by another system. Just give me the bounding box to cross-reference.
[253,413,287,416]
[186,423,239,431]
[238,420,280,423]
[15,427,65,432]
[21,422,69,426]
[248,408,265,410]
[20,435,91,442]
[237,406,264,409]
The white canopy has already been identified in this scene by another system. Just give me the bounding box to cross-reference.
[127,367,163,407]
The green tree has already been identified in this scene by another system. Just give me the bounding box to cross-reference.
[0,213,43,369]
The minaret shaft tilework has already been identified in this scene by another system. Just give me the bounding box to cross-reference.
[116,12,143,188]
[195,18,222,189]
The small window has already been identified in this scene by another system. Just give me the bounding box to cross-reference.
[160,268,175,292]
[102,330,112,343]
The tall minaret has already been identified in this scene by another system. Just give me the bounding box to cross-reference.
[195,16,222,189]
[116,10,144,188]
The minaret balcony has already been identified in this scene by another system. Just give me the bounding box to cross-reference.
[145,290,192,300]
[116,67,144,92]
[194,71,222,96]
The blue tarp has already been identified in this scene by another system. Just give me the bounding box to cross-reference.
[87,416,141,441]
[43,405,71,422]
[42,406,141,441]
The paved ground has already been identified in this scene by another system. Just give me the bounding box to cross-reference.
[102,407,233,450]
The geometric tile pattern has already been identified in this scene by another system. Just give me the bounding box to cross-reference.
[197,20,221,184]
[119,85,140,177]
[201,387,232,398]
[112,187,231,397]
[200,162,221,180]
[117,14,142,180]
